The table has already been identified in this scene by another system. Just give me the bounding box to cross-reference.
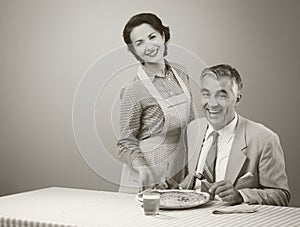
[0,187,299,227]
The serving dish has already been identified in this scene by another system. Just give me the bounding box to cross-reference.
[136,189,209,209]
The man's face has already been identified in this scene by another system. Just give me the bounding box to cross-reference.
[200,74,241,130]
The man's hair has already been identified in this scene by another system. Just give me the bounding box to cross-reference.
[201,64,243,91]
[122,13,170,62]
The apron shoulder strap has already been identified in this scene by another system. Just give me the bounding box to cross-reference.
[137,66,168,115]
[137,66,163,100]
[169,66,191,99]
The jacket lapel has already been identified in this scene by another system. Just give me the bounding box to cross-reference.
[186,118,208,188]
[225,115,248,184]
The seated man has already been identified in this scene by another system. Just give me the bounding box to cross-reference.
[180,64,290,206]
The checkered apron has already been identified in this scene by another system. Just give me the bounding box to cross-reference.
[119,66,191,193]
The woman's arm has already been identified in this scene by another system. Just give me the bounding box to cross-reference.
[117,84,147,167]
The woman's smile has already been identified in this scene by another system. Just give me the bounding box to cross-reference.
[145,48,159,57]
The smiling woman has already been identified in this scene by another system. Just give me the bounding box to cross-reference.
[129,23,165,64]
[117,13,195,193]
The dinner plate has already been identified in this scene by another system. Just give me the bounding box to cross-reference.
[136,189,210,209]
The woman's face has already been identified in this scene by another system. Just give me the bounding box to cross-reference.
[130,23,165,63]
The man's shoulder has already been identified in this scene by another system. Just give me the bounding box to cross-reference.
[188,116,280,140]
[240,116,279,140]
[188,117,207,128]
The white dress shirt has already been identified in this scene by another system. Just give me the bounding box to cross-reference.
[194,114,238,189]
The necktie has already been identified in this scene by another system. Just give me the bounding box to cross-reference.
[202,131,219,183]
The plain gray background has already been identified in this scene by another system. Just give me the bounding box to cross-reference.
[1,0,299,207]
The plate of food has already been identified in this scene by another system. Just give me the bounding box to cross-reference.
[136,189,210,209]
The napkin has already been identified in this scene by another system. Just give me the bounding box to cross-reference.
[212,203,258,214]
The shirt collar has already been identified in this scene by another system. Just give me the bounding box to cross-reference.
[141,62,172,82]
[206,113,238,144]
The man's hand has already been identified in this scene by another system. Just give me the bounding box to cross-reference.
[209,180,243,205]
[137,166,155,190]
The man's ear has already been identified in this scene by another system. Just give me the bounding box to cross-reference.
[235,93,242,107]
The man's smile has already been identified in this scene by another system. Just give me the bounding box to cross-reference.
[206,108,222,116]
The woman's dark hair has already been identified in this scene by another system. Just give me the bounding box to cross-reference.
[122,13,170,62]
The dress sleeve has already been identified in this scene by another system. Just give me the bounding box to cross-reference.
[117,84,147,167]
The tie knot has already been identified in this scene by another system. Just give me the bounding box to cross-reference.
[210,131,219,143]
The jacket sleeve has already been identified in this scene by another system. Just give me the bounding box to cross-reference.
[239,133,290,206]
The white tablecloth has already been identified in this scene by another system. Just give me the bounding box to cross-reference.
[0,187,299,227]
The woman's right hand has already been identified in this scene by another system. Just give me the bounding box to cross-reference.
[137,166,155,190]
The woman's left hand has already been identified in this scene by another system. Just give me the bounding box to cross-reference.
[156,177,179,190]
[138,166,155,190]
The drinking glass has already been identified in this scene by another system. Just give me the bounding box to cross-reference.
[143,192,160,215]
